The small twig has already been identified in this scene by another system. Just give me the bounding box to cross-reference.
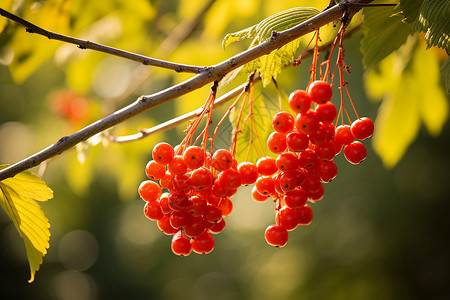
[0,8,207,74]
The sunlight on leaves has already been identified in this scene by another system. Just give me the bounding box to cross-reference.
[0,165,53,283]
[365,40,448,168]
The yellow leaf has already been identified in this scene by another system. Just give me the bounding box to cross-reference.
[0,165,53,283]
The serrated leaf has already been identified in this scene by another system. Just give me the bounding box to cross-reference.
[361,6,413,70]
[0,165,53,283]
[399,0,450,52]
[222,7,319,87]
[365,41,448,168]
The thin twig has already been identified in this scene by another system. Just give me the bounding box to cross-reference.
[0,2,367,181]
[0,8,207,74]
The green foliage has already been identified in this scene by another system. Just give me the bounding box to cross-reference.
[223,7,319,86]
[361,6,413,70]
[365,39,448,168]
[399,0,450,52]
[0,165,53,283]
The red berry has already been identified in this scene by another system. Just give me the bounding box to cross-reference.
[283,188,308,209]
[152,142,175,165]
[308,183,324,202]
[315,102,337,123]
[143,200,164,220]
[183,146,205,169]
[334,125,354,149]
[138,180,162,202]
[237,162,259,185]
[350,117,374,140]
[252,186,269,202]
[302,175,322,194]
[191,231,215,254]
[288,90,312,113]
[298,149,319,169]
[159,172,173,189]
[211,149,233,171]
[314,140,336,161]
[157,214,178,235]
[308,80,332,104]
[168,192,190,211]
[276,207,299,231]
[256,157,278,176]
[255,176,276,195]
[219,198,233,216]
[265,224,288,247]
[318,160,338,183]
[168,155,188,175]
[159,193,173,214]
[344,141,367,164]
[286,131,309,152]
[272,111,295,134]
[308,123,328,145]
[209,218,226,234]
[169,209,193,229]
[295,110,320,135]
[188,195,207,216]
[276,152,300,172]
[204,204,223,223]
[170,174,191,193]
[190,167,213,190]
[267,132,287,154]
[297,204,313,226]
[171,231,192,256]
[184,216,207,238]
[145,160,166,180]
[217,168,242,190]
[278,171,299,193]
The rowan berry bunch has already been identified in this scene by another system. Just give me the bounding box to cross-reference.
[138,83,248,256]
[252,79,373,247]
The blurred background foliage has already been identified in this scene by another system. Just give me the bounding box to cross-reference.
[0,0,449,299]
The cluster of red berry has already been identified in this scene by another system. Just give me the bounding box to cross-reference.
[250,80,373,247]
[138,143,243,256]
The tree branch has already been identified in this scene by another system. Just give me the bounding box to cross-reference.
[0,8,207,74]
[0,3,359,181]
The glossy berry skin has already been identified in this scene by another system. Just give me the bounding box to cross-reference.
[184,216,207,238]
[276,207,299,231]
[272,111,295,134]
[267,132,287,154]
[190,167,213,190]
[265,224,288,247]
[256,157,278,176]
[283,188,308,209]
[144,201,164,220]
[297,205,313,226]
[237,162,259,185]
[334,125,354,149]
[152,142,175,165]
[278,172,299,193]
[183,146,205,169]
[351,117,374,140]
[157,215,179,235]
[168,155,188,175]
[308,80,332,104]
[252,186,269,202]
[191,231,215,254]
[170,209,193,229]
[344,141,367,164]
[288,90,312,113]
[211,149,233,171]
[219,198,233,216]
[171,231,192,256]
[295,110,320,135]
[276,152,300,172]
[286,131,309,152]
[145,160,166,180]
[315,102,337,124]
[188,195,207,216]
[318,160,338,183]
[209,218,226,234]
[138,180,162,202]
[204,204,223,223]
[217,168,242,190]
[255,176,276,196]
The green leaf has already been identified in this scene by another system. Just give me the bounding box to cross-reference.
[399,0,450,52]
[365,40,448,168]
[361,6,413,70]
[222,7,320,87]
[0,165,53,283]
